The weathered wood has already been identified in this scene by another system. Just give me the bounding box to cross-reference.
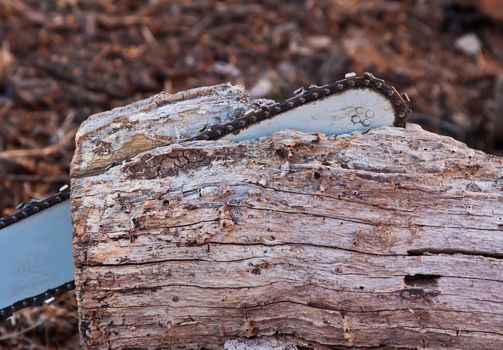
[71,83,256,178]
[71,84,503,349]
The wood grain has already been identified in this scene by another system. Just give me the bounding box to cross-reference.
[71,85,503,349]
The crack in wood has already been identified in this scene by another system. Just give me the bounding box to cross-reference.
[403,274,441,287]
[407,248,503,259]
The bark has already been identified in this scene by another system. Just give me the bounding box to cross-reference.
[71,84,503,350]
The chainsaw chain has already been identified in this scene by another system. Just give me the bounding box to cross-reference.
[0,186,70,230]
[0,186,71,320]
[187,72,411,142]
[0,72,411,321]
[0,281,75,320]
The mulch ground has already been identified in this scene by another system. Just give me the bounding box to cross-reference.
[0,0,501,348]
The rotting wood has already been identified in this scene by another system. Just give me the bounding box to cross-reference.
[71,84,503,349]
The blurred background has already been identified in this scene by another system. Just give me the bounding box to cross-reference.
[0,0,501,348]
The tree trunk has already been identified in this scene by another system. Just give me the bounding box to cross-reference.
[71,84,503,349]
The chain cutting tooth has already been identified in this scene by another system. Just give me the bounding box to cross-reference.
[363,72,375,80]
[293,87,305,95]
[16,202,28,210]
[243,110,255,120]
[44,296,55,304]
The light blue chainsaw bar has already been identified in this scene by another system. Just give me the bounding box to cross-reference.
[0,201,74,312]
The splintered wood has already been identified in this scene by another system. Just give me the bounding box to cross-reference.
[71,85,503,349]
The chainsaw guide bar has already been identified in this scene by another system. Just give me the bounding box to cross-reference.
[188,72,410,142]
[0,72,410,321]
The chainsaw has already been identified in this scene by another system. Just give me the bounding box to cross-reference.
[0,72,411,321]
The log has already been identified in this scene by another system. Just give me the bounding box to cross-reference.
[70,83,503,349]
